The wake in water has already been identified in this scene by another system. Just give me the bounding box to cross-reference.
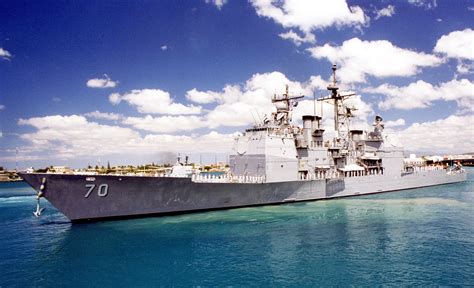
[345,197,465,206]
[0,195,36,205]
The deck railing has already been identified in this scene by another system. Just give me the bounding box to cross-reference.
[192,174,266,184]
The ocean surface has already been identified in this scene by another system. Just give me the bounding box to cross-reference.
[0,169,473,287]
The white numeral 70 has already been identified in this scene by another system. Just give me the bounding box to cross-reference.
[84,184,109,198]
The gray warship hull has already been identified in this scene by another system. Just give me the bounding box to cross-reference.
[17,65,469,222]
[19,171,466,222]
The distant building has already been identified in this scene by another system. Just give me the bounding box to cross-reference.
[48,166,73,174]
[404,154,425,166]
[0,169,9,181]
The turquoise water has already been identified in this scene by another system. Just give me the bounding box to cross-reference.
[1,169,473,286]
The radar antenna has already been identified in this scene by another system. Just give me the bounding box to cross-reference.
[317,64,356,145]
[272,85,304,125]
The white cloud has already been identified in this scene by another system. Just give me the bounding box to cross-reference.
[434,29,474,60]
[11,69,473,165]
[407,0,437,9]
[185,88,223,104]
[10,68,384,168]
[307,75,330,91]
[250,0,367,33]
[186,71,372,131]
[100,71,348,131]
[141,131,237,154]
[18,115,139,158]
[122,115,207,133]
[456,62,474,74]
[204,71,318,128]
[16,115,237,160]
[205,0,227,10]
[385,118,405,127]
[186,72,324,128]
[374,5,395,20]
[86,74,118,88]
[278,30,316,46]
[363,78,474,112]
[0,48,12,60]
[160,45,168,51]
[19,115,89,130]
[207,101,259,128]
[0,154,44,162]
[110,89,202,115]
[109,93,121,104]
[14,70,377,162]
[308,38,444,83]
[84,111,122,121]
[398,115,474,153]
[0,105,5,110]
[433,28,474,74]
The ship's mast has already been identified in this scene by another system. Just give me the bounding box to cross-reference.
[327,65,340,137]
[272,84,304,125]
[318,65,356,145]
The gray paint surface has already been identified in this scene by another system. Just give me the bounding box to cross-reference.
[18,66,468,222]
[20,171,466,221]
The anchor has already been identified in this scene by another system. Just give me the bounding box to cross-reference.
[33,177,46,217]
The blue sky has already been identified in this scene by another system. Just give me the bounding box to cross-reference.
[0,0,473,168]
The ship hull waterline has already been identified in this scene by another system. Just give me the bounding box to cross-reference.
[19,172,466,222]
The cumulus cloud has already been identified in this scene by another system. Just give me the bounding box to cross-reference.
[308,38,444,83]
[205,0,227,9]
[434,29,474,60]
[12,70,473,164]
[385,118,405,127]
[434,29,474,73]
[141,131,237,154]
[18,115,139,158]
[186,71,373,131]
[0,48,12,60]
[110,89,202,115]
[84,111,122,121]
[14,69,377,162]
[250,0,367,33]
[185,88,224,104]
[398,115,474,153]
[16,115,237,159]
[160,45,168,51]
[202,72,324,128]
[19,115,89,130]
[363,78,474,113]
[122,115,207,133]
[374,5,395,20]
[86,74,118,88]
[183,72,337,129]
[278,30,316,46]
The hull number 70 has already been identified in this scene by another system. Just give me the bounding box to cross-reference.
[84,184,109,198]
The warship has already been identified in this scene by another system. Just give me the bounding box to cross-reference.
[20,65,466,222]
